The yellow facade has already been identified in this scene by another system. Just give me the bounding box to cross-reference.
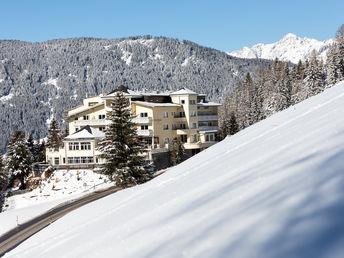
[47,88,221,167]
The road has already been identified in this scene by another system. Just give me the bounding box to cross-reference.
[0,185,121,257]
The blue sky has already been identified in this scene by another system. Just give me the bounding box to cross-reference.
[1,0,343,52]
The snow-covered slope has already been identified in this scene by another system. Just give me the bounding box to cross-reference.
[0,170,113,236]
[6,82,344,258]
[228,33,334,63]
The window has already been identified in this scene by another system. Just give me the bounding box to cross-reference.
[191,122,197,129]
[180,135,187,143]
[164,137,170,144]
[80,142,91,150]
[88,102,98,106]
[140,112,148,117]
[163,124,169,130]
[171,111,176,117]
[193,134,198,143]
[180,123,186,129]
[141,125,148,130]
[189,99,196,105]
[179,111,185,117]
[181,100,185,104]
[172,123,177,130]
[54,157,60,165]
[69,142,79,150]
[99,127,105,131]
[162,111,168,118]
[190,110,197,117]
[205,134,214,142]
[74,117,78,121]
[63,158,66,164]
[83,115,89,120]
[98,114,106,120]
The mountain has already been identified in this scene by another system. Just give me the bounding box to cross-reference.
[7,81,344,258]
[228,33,334,63]
[0,36,270,151]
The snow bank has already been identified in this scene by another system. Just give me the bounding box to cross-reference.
[5,82,344,258]
[0,170,113,236]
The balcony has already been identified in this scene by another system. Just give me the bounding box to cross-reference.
[74,119,107,126]
[137,129,153,137]
[132,117,152,124]
[198,115,218,122]
[198,126,219,132]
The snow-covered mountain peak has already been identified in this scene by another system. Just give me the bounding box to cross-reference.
[228,33,334,64]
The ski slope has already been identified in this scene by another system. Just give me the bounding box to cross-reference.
[5,82,344,258]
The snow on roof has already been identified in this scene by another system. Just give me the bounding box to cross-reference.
[132,101,181,107]
[141,91,171,96]
[103,89,142,98]
[197,102,222,107]
[170,88,197,95]
[67,102,104,117]
[65,126,104,140]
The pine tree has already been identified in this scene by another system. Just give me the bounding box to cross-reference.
[0,153,8,191]
[46,118,62,151]
[228,113,239,135]
[35,139,46,163]
[305,50,325,97]
[171,138,185,165]
[26,134,35,159]
[5,130,33,189]
[97,91,150,187]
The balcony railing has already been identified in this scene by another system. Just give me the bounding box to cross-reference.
[132,117,152,124]
[198,115,218,122]
[74,120,107,126]
[198,126,219,131]
[137,129,153,137]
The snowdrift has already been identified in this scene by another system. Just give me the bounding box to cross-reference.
[6,82,344,258]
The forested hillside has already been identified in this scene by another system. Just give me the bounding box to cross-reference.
[0,36,270,151]
[221,25,344,135]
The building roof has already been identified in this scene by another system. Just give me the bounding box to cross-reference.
[170,88,197,95]
[66,102,104,118]
[197,102,222,107]
[103,85,142,99]
[132,101,181,107]
[65,125,104,140]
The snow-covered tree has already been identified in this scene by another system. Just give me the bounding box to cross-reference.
[326,25,344,86]
[305,50,325,97]
[46,118,62,151]
[97,90,150,187]
[171,138,185,165]
[0,153,8,191]
[5,130,33,189]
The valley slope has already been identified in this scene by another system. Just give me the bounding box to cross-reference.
[6,81,344,258]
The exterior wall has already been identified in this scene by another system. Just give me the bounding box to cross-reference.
[46,140,103,166]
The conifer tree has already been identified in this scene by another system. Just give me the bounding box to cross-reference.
[228,113,239,135]
[97,91,150,187]
[46,118,62,151]
[5,130,33,189]
[35,139,46,163]
[171,138,185,165]
[305,50,325,97]
[26,134,35,158]
[0,153,8,191]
